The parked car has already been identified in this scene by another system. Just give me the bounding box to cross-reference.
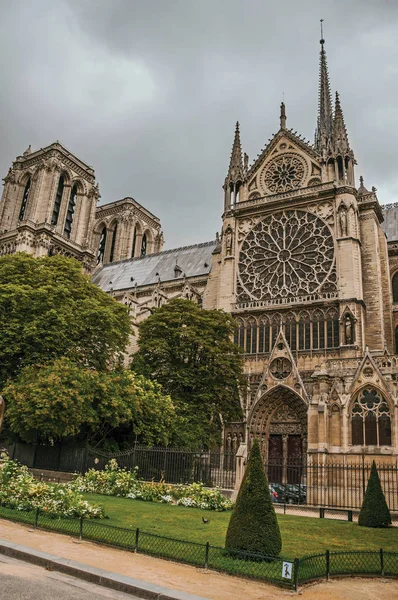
[269,482,306,505]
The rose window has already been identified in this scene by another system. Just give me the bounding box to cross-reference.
[270,357,292,380]
[262,154,307,193]
[238,210,335,300]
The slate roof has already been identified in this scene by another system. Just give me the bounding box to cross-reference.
[381,204,398,242]
[93,240,216,292]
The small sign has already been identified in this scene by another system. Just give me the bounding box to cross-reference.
[282,561,293,579]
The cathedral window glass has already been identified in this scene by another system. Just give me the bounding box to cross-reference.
[109,223,118,263]
[141,233,147,257]
[97,227,107,264]
[64,184,77,238]
[19,178,31,221]
[351,388,391,446]
[392,272,398,303]
[233,307,340,354]
[131,227,137,258]
[52,175,64,225]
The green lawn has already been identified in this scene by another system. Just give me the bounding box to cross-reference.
[84,493,398,558]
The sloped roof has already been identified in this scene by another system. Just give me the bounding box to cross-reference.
[381,203,398,242]
[93,240,216,292]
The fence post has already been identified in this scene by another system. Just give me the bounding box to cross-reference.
[135,527,140,552]
[320,507,325,519]
[380,548,384,576]
[294,558,299,592]
[325,550,330,580]
[204,542,209,569]
[347,510,353,522]
[79,517,83,540]
[34,507,39,528]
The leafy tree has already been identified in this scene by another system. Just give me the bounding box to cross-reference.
[225,439,282,557]
[0,253,131,385]
[358,461,391,528]
[131,299,244,447]
[3,358,178,446]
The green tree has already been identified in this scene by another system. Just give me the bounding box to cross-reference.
[358,461,392,528]
[3,358,178,446]
[131,299,244,448]
[225,439,282,557]
[0,253,131,385]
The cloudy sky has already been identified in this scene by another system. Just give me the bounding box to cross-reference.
[1,0,397,249]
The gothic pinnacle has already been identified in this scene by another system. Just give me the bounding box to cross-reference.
[314,22,333,155]
[333,91,351,154]
[280,102,287,129]
[226,121,244,183]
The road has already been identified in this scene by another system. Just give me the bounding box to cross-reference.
[0,554,141,600]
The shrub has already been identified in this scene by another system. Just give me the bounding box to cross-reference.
[358,461,391,528]
[0,453,104,518]
[71,461,234,511]
[225,439,282,557]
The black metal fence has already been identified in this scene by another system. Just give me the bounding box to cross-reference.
[4,441,398,511]
[0,503,397,590]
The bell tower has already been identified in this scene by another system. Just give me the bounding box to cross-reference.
[0,142,100,271]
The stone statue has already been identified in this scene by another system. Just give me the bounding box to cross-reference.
[344,315,353,345]
[244,152,249,172]
[225,227,233,256]
[0,396,4,433]
[339,206,348,237]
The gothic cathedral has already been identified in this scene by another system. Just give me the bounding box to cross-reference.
[1,39,398,474]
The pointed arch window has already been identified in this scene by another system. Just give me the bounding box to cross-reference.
[284,313,297,350]
[52,175,64,225]
[234,318,245,349]
[131,227,137,258]
[64,184,77,238]
[392,272,398,303]
[258,318,270,353]
[246,318,257,354]
[326,309,340,348]
[97,226,107,264]
[19,177,31,221]
[351,388,391,446]
[395,326,398,354]
[109,223,118,263]
[141,233,147,257]
[298,313,311,350]
[312,310,325,350]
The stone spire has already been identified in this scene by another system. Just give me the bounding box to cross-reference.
[333,92,351,155]
[314,25,333,156]
[226,121,244,183]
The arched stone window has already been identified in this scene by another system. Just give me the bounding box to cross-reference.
[234,318,245,350]
[392,272,398,303]
[258,317,270,353]
[64,184,78,238]
[19,177,31,221]
[326,309,340,348]
[109,223,118,263]
[141,232,147,257]
[131,227,137,258]
[97,226,107,264]
[312,310,325,350]
[284,313,297,350]
[246,318,257,354]
[298,312,311,350]
[351,388,391,446]
[329,404,341,446]
[52,175,64,225]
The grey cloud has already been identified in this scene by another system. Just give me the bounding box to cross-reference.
[1,0,398,248]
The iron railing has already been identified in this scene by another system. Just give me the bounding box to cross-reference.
[0,503,397,590]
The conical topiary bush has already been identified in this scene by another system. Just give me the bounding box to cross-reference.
[358,461,391,528]
[225,438,282,557]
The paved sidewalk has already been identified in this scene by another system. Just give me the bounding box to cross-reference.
[0,519,397,600]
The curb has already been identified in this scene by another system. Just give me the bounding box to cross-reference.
[0,539,210,600]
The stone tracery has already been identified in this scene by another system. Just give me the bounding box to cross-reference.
[238,209,336,301]
[261,153,307,193]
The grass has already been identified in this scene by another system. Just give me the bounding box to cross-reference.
[83,493,398,557]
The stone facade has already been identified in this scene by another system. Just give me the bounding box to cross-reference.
[1,39,398,475]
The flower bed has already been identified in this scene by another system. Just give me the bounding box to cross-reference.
[71,459,234,511]
[0,453,104,518]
